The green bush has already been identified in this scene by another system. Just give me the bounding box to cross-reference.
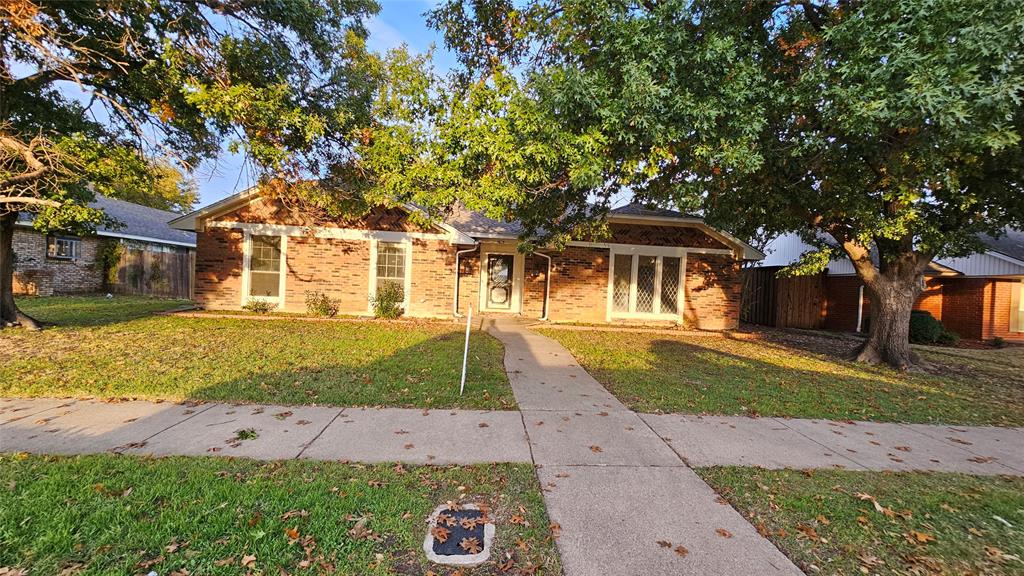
[242,299,277,314]
[909,310,944,343]
[304,290,339,317]
[370,281,404,319]
[936,330,960,346]
[992,336,1007,349]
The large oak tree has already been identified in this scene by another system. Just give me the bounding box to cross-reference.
[0,0,380,327]
[368,0,1024,369]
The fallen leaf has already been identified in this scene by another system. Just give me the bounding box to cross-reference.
[674,545,689,558]
[715,528,732,538]
[431,526,451,543]
[656,540,672,548]
[905,531,936,544]
[241,554,256,567]
[285,527,299,540]
[815,514,830,526]
[589,445,603,453]
[460,537,482,554]
[796,523,819,541]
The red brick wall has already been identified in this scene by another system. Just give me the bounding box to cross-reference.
[408,239,458,318]
[214,197,438,233]
[282,236,369,314]
[194,227,245,309]
[456,251,480,316]
[819,276,1024,341]
[684,254,742,330]
[547,247,610,323]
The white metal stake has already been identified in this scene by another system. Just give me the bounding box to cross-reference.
[460,305,472,396]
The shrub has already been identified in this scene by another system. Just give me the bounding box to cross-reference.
[992,336,1007,349]
[304,290,339,317]
[370,281,404,319]
[936,330,960,346]
[242,299,277,314]
[909,310,945,344]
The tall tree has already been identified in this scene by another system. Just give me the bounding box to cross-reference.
[0,0,380,328]
[388,0,1024,369]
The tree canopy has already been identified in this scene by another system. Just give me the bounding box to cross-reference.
[357,0,1024,367]
[0,0,383,326]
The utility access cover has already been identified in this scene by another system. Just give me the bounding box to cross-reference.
[423,503,495,566]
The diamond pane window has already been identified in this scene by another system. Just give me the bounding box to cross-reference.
[612,254,632,312]
[660,257,680,314]
[635,256,657,313]
[611,253,682,317]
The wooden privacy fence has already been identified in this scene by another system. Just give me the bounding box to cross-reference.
[741,266,825,329]
[110,245,193,299]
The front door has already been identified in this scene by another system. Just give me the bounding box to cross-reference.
[486,254,515,310]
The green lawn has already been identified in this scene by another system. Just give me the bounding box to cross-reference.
[539,329,1024,426]
[2,296,513,410]
[698,467,1024,576]
[0,453,561,576]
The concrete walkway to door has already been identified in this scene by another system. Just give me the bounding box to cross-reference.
[486,318,803,576]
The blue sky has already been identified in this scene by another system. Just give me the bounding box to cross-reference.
[192,0,453,208]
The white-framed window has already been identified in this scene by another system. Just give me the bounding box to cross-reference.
[1014,279,1024,333]
[609,250,684,319]
[46,236,80,260]
[369,239,412,311]
[243,233,287,305]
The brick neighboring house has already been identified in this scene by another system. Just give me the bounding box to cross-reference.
[14,195,196,297]
[759,231,1024,341]
[170,189,764,328]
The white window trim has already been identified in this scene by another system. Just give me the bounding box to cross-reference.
[241,231,287,309]
[606,249,686,322]
[1012,279,1024,333]
[368,238,413,314]
[479,244,525,314]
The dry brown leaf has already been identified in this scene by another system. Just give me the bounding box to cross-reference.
[674,545,689,558]
[241,554,256,567]
[459,537,482,554]
[656,540,672,548]
[715,528,733,538]
[906,531,936,544]
[285,527,299,540]
[431,526,451,543]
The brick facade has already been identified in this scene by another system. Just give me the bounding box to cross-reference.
[819,275,1024,341]
[684,254,742,330]
[12,227,104,296]
[193,200,746,328]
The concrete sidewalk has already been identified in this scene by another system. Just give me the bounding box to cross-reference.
[486,318,803,576]
[0,399,531,465]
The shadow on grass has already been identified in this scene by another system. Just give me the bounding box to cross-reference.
[578,335,1024,425]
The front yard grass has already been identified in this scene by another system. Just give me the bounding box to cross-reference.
[0,453,560,576]
[697,466,1024,576]
[1,296,513,410]
[539,328,1024,426]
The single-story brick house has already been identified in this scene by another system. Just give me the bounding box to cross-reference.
[758,231,1024,341]
[170,189,764,328]
[14,195,196,297]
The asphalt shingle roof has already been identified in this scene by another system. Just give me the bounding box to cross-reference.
[980,227,1024,263]
[19,195,196,247]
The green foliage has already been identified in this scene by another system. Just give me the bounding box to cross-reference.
[405,0,1024,260]
[241,299,277,315]
[936,330,961,347]
[992,337,1007,349]
[1,0,381,229]
[370,281,404,319]
[908,310,959,346]
[94,240,123,288]
[304,290,339,317]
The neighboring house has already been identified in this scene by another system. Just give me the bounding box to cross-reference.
[169,189,764,328]
[756,232,1024,341]
[14,195,196,298]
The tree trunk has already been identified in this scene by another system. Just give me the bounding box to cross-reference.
[855,275,924,370]
[0,211,42,330]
